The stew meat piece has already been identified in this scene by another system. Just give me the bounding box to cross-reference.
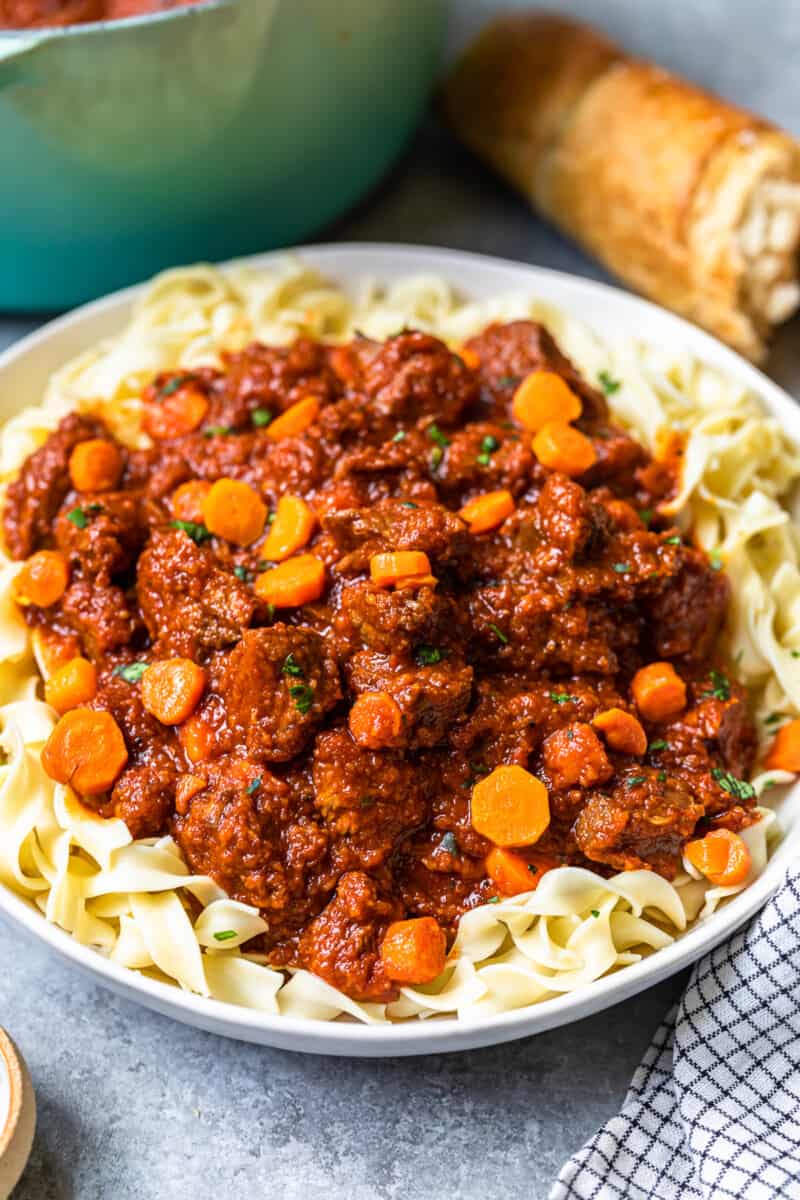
[4,320,758,1001]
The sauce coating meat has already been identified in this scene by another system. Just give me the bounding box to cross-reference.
[0,0,196,28]
[5,321,758,1000]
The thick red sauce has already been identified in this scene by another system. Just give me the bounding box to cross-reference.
[1,0,198,28]
[4,321,757,1001]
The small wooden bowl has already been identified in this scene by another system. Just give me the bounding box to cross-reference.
[0,1028,36,1198]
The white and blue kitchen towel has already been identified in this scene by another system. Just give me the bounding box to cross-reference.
[552,862,800,1200]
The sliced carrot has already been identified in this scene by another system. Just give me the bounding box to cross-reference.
[460,489,515,534]
[370,551,434,589]
[513,371,582,432]
[592,707,647,756]
[764,718,800,772]
[459,346,481,371]
[254,554,326,608]
[202,478,267,546]
[68,438,123,493]
[261,494,317,562]
[485,846,557,896]
[143,383,208,439]
[41,708,128,795]
[141,658,206,725]
[470,764,550,848]
[348,691,403,749]
[13,551,69,608]
[44,657,98,715]
[266,396,320,441]
[684,829,751,887]
[171,480,211,525]
[632,662,687,722]
[532,421,597,476]
[380,917,447,985]
[179,711,217,764]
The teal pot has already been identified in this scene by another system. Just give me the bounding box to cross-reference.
[0,0,446,310]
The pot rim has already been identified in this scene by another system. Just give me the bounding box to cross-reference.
[0,0,234,41]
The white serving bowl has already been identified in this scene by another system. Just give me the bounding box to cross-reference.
[1,244,798,1056]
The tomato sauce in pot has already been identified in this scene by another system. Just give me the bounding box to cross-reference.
[1,0,198,28]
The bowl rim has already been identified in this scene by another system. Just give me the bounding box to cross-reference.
[0,0,233,41]
[1,240,798,1055]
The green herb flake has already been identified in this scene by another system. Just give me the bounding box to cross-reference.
[246,777,262,796]
[401,501,418,509]
[590,909,601,918]
[566,729,574,741]
[703,669,731,702]
[711,767,755,801]
[170,519,211,544]
[430,446,444,471]
[415,644,443,666]
[639,509,653,526]
[649,739,669,752]
[438,832,458,856]
[709,550,724,571]
[487,896,501,904]
[488,622,509,645]
[202,425,235,438]
[289,683,314,714]
[497,375,519,389]
[427,423,450,449]
[527,863,539,875]
[158,374,194,399]
[612,562,632,574]
[657,770,667,782]
[764,712,787,726]
[549,691,575,705]
[360,795,377,809]
[213,929,237,942]
[251,407,272,428]
[792,650,800,659]
[476,435,500,467]
[266,603,276,622]
[761,777,777,791]
[598,370,621,396]
[113,661,148,684]
[67,503,102,530]
[626,776,647,787]
[281,653,304,678]
[233,565,251,582]
[267,512,276,526]
[663,535,682,546]
[392,430,407,443]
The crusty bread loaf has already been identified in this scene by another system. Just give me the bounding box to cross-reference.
[443,13,800,361]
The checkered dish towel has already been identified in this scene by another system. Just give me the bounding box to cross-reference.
[551,862,800,1200]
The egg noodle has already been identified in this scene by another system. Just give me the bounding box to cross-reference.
[0,259,797,1024]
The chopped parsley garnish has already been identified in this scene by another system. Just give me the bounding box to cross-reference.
[203,424,236,438]
[663,535,682,546]
[415,644,444,666]
[639,509,653,526]
[764,712,787,726]
[251,407,272,428]
[281,653,304,678]
[438,832,458,856]
[113,661,148,683]
[711,767,755,801]
[246,777,262,796]
[476,434,500,467]
[487,896,501,904]
[709,551,724,571]
[703,670,731,702]
[590,909,600,918]
[598,370,621,396]
[648,739,669,752]
[430,446,444,471]
[401,501,418,509]
[657,771,667,782]
[626,776,647,787]
[158,373,194,399]
[527,863,540,875]
[233,565,251,582]
[392,430,407,443]
[497,375,519,389]
[213,930,237,942]
[792,650,800,659]
[761,778,777,791]
[566,729,574,741]
[360,795,377,809]
[170,519,211,543]
[267,512,276,525]
[612,563,632,574]
[266,603,276,622]
[427,423,450,448]
[67,503,102,529]
[289,683,314,714]
[488,622,509,644]
[549,691,576,705]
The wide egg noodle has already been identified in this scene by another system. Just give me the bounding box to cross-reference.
[0,260,794,1023]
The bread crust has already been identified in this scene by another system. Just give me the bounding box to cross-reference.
[443,13,800,360]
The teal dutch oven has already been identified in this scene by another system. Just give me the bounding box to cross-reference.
[0,0,446,310]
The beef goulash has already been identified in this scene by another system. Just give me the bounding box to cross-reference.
[443,13,800,362]
[5,322,759,1001]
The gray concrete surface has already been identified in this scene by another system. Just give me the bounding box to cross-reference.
[4,2,799,1196]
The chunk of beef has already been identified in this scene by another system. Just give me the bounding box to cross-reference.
[215,626,341,762]
[323,497,470,575]
[347,650,473,749]
[54,491,147,581]
[435,422,535,502]
[219,338,340,427]
[573,768,704,876]
[534,474,594,561]
[360,331,477,427]
[106,760,177,840]
[297,870,401,1002]
[645,551,729,660]
[59,580,140,657]
[3,412,107,559]
[137,528,254,659]
[334,578,458,656]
